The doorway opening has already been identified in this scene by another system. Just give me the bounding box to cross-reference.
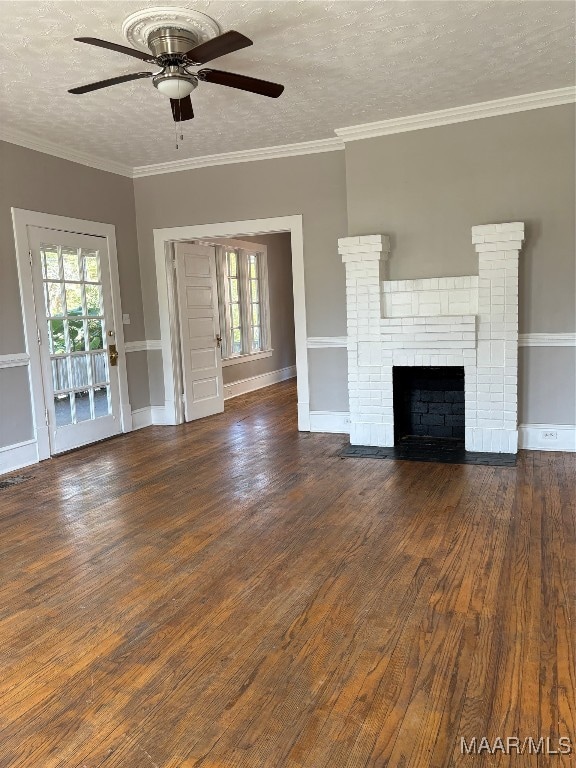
[153,216,309,429]
[172,234,296,422]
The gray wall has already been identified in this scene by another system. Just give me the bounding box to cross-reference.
[0,140,149,446]
[308,348,349,412]
[345,105,576,425]
[134,151,348,406]
[2,103,574,450]
[212,233,296,387]
[0,367,34,447]
[519,347,576,426]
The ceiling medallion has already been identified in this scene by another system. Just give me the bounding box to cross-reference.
[122,7,221,52]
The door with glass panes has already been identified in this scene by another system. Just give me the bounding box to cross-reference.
[28,226,122,454]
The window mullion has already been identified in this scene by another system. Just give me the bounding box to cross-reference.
[238,249,251,355]
[258,250,270,351]
[215,246,230,358]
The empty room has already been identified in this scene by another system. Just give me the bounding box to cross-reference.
[0,1,574,766]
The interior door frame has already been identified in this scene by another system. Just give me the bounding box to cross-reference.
[153,215,310,429]
[11,208,132,461]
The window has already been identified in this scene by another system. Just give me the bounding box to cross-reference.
[215,241,271,362]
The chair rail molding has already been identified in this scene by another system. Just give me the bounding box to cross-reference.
[518,333,576,347]
[124,340,163,353]
[0,353,30,369]
[306,337,348,348]
[305,333,576,349]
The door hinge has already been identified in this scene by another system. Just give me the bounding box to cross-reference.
[37,327,42,345]
[181,393,186,404]
[45,408,49,426]
[28,249,33,266]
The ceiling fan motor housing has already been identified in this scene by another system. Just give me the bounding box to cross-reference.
[147,26,199,60]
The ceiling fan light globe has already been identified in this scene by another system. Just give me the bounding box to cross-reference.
[155,77,195,99]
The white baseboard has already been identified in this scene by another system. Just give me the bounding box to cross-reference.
[518,424,576,451]
[151,405,169,425]
[309,411,351,434]
[307,412,576,452]
[224,365,296,400]
[298,400,311,431]
[131,405,168,428]
[0,439,39,475]
[131,407,153,430]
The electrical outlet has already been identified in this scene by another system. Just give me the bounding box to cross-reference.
[541,430,558,441]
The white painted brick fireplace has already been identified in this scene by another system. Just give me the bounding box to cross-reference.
[340,223,525,453]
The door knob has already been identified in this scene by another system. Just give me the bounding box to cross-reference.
[216,335,222,348]
[109,344,119,366]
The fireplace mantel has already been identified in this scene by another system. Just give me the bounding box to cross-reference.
[339,224,524,453]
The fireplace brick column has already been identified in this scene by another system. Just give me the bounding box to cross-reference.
[339,235,391,446]
[470,222,524,453]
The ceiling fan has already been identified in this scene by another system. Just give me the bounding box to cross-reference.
[68,27,284,122]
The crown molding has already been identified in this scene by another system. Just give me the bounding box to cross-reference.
[131,136,344,177]
[2,88,573,178]
[0,126,134,178]
[334,87,576,142]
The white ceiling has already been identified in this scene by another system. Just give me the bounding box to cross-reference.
[0,1,574,168]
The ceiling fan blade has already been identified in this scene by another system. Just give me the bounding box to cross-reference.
[69,72,153,94]
[75,37,154,62]
[170,96,194,122]
[185,30,252,64]
[198,69,284,98]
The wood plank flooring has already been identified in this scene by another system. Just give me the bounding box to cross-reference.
[0,380,574,768]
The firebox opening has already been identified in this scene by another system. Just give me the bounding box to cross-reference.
[393,366,465,446]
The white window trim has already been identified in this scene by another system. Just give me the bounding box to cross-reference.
[212,238,272,363]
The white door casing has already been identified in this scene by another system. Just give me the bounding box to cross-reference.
[28,226,122,454]
[174,241,224,421]
[153,216,308,429]
[11,208,132,463]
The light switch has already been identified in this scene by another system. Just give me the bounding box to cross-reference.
[122,313,131,325]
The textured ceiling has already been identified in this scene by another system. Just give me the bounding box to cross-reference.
[0,1,574,167]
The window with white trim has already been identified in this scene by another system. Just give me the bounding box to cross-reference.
[215,240,271,362]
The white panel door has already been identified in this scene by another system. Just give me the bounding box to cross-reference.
[175,242,224,421]
[28,226,122,454]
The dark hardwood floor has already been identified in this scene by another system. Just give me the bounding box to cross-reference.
[1,380,574,768]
